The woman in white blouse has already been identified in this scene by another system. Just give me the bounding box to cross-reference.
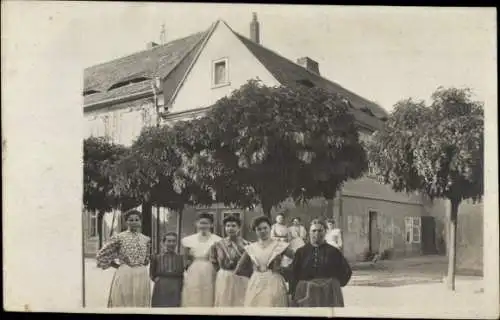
[181,212,222,307]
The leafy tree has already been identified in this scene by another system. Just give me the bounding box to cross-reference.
[83,137,134,248]
[187,80,368,217]
[368,87,484,290]
[110,124,214,251]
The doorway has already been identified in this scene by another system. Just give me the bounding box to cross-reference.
[368,210,380,254]
[421,216,437,254]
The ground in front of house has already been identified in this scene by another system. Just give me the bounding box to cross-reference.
[83,255,488,314]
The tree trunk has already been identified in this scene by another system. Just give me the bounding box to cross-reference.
[97,211,104,249]
[156,206,161,254]
[446,199,460,291]
[109,211,117,238]
[176,207,184,253]
[262,202,273,218]
[326,198,335,220]
[141,202,152,237]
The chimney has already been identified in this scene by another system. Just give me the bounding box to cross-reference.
[297,57,320,75]
[250,12,260,44]
[147,41,159,50]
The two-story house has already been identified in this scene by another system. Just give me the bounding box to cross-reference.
[83,14,482,269]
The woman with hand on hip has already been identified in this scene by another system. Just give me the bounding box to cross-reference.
[181,212,222,307]
[210,214,250,307]
[96,209,152,307]
[234,215,294,307]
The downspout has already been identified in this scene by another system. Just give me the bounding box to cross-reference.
[81,209,86,307]
[151,78,162,254]
[338,189,344,254]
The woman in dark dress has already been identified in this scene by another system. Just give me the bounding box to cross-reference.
[150,232,184,307]
[289,218,352,307]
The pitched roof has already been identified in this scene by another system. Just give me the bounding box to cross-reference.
[232,31,389,129]
[83,29,210,106]
[84,20,388,131]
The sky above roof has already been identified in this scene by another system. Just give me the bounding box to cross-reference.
[7,3,496,112]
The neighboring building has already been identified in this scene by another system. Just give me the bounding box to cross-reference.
[82,14,482,265]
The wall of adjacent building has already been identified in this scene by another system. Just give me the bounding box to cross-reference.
[84,96,158,147]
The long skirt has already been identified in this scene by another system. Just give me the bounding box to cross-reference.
[214,269,248,307]
[244,270,289,307]
[293,278,344,307]
[151,276,183,307]
[181,259,216,307]
[107,265,151,307]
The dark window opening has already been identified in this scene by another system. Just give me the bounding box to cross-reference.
[108,77,151,91]
[83,89,100,96]
[213,61,227,86]
[296,79,315,88]
[360,107,375,116]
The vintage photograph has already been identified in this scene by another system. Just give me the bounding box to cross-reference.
[77,3,496,315]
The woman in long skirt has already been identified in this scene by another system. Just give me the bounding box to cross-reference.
[234,216,295,307]
[96,209,152,307]
[210,214,250,307]
[150,232,184,307]
[181,212,222,307]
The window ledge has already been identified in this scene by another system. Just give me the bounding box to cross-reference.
[211,82,231,89]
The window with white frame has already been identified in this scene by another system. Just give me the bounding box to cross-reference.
[88,116,102,137]
[346,215,353,232]
[103,115,111,139]
[212,58,229,87]
[404,216,421,244]
[89,211,98,238]
[142,108,154,127]
[367,162,377,177]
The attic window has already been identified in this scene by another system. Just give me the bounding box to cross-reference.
[342,98,354,109]
[108,77,151,91]
[83,89,100,96]
[296,79,315,88]
[212,58,229,88]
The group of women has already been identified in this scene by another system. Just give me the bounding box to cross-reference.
[271,213,343,252]
[96,209,347,308]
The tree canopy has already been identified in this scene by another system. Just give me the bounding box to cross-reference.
[83,136,137,247]
[367,86,484,291]
[109,124,214,212]
[185,80,368,215]
[368,87,484,204]
[83,136,130,213]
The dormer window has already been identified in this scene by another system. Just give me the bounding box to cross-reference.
[108,76,150,91]
[360,106,375,116]
[296,79,315,88]
[83,89,100,96]
[212,58,229,88]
